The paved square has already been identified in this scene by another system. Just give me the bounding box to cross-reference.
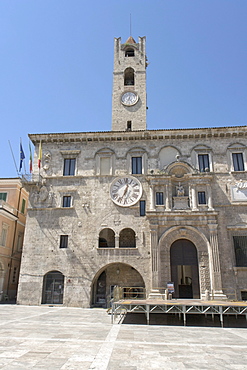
[0,305,247,369]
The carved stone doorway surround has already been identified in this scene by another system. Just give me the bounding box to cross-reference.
[150,225,226,300]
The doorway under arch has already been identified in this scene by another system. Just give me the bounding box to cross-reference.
[42,270,64,304]
[170,239,200,299]
[91,263,145,308]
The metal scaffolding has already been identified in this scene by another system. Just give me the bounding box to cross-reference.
[111,299,247,327]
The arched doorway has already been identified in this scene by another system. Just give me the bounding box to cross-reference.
[91,263,145,308]
[42,271,64,304]
[170,239,200,299]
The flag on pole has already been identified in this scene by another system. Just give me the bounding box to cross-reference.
[38,141,42,169]
[29,142,33,173]
[19,141,25,172]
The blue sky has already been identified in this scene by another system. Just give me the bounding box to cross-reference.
[1,0,247,178]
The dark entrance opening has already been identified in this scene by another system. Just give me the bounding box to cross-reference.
[95,271,107,307]
[42,271,64,304]
[170,239,200,299]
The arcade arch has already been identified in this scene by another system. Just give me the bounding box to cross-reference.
[91,262,145,308]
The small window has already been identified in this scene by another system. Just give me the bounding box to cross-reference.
[233,236,247,267]
[63,196,71,208]
[232,153,244,171]
[124,67,134,86]
[198,191,206,205]
[241,291,247,301]
[140,200,146,216]
[63,158,76,176]
[132,157,142,174]
[21,199,26,214]
[125,48,135,57]
[0,193,7,201]
[156,192,164,205]
[127,121,132,131]
[198,154,210,172]
[60,235,68,249]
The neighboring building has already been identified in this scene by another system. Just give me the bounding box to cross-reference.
[17,36,247,307]
[0,178,28,302]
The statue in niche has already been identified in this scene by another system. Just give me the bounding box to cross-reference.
[176,183,185,196]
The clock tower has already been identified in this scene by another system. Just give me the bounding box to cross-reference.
[111,36,148,131]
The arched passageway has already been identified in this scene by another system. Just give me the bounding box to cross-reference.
[42,271,64,304]
[170,239,200,299]
[91,263,145,308]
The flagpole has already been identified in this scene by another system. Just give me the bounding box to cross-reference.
[8,140,19,176]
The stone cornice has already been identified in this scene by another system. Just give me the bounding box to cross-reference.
[29,126,247,145]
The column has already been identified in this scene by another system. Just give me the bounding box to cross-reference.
[115,234,119,249]
[208,224,226,300]
[150,184,155,211]
[190,185,198,211]
[149,226,162,299]
[207,184,214,210]
[165,183,171,211]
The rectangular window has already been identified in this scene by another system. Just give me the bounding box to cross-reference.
[0,192,7,201]
[156,192,164,205]
[198,154,210,172]
[60,235,68,249]
[241,291,247,301]
[63,158,76,176]
[62,196,71,208]
[132,157,142,174]
[233,236,247,267]
[140,200,146,216]
[21,199,26,214]
[232,153,244,171]
[198,191,206,205]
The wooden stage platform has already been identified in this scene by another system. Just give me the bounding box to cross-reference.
[111,298,247,327]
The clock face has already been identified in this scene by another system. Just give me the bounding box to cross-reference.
[121,92,138,106]
[110,176,142,207]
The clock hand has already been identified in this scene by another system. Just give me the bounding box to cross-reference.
[123,184,129,197]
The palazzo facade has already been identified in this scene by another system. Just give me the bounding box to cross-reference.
[17,36,247,307]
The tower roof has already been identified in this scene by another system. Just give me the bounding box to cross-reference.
[125,36,136,44]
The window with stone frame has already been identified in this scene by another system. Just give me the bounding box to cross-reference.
[1,223,9,247]
[232,153,245,171]
[198,154,210,172]
[156,192,164,205]
[198,191,206,205]
[98,228,115,248]
[227,143,246,173]
[63,158,76,176]
[132,156,142,175]
[60,235,68,249]
[0,192,7,201]
[62,196,72,208]
[233,236,247,267]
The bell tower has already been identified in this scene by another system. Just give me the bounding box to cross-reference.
[111,36,148,131]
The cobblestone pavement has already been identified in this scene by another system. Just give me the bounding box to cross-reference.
[0,305,247,369]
